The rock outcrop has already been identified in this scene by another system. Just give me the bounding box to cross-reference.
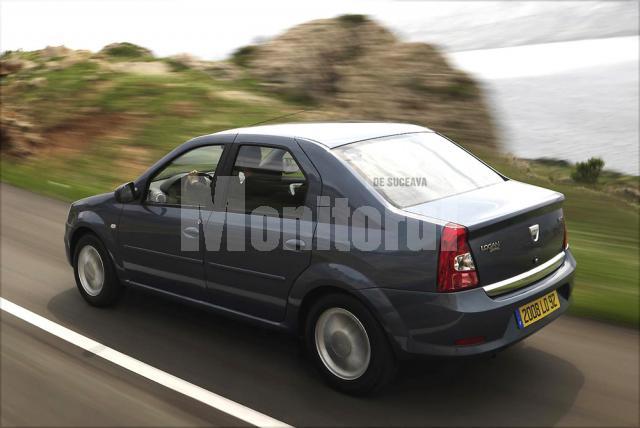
[243,15,497,148]
[0,110,43,157]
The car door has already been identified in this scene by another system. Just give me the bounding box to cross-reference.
[203,135,320,322]
[118,143,227,300]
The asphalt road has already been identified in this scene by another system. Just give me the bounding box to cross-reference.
[1,183,639,427]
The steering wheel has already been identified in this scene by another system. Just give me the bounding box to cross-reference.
[183,171,214,189]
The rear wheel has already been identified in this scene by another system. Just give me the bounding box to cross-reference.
[73,234,122,307]
[305,293,397,394]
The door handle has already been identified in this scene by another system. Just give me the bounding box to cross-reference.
[284,238,306,251]
[182,226,199,239]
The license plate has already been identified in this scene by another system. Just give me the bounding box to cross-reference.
[515,290,560,329]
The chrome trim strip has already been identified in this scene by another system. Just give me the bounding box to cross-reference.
[483,251,566,297]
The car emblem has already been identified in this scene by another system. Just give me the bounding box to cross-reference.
[529,224,540,242]
[480,240,501,252]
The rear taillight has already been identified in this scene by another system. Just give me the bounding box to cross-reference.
[437,222,479,292]
[562,219,569,250]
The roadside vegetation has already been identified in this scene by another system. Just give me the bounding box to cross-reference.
[1,18,638,327]
[571,157,605,184]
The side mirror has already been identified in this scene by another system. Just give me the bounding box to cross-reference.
[114,182,139,203]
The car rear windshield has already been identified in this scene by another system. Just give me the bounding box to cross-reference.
[334,132,504,208]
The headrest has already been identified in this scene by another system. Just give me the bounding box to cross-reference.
[235,146,262,169]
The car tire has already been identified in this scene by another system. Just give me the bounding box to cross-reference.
[73,234,122,307]
[305,293,397,395]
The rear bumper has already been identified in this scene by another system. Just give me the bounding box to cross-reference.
[361,249,576,358]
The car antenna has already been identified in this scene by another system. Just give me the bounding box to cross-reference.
[245,109,310,127]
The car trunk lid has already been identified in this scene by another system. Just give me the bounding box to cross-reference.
[405,180,565,287]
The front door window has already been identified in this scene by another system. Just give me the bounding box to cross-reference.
[146,145,224,207]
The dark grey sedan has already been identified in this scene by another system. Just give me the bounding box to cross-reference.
[64,123,576,394]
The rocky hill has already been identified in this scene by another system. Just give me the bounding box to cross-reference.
[239,15,496,147]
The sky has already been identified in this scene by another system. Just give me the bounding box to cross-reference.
[0,0,446,58]
[2,0,637,59]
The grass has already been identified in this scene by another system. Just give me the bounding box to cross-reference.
[1,51,638,328]
[1,60,299,198]
[2,60,106,128]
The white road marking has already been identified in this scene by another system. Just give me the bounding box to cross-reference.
[0,297,292,428]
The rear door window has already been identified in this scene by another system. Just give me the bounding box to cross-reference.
[226,145,308,217]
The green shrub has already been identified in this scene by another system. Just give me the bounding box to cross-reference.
[231,45,257,68]
[164,58,190,72]
[446,76,476,99]
[101,42,152,60]
[338,14,368,25]
[572,157,605,184]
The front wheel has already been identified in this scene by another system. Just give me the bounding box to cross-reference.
[305,293,397,394]
[73,234,122,307]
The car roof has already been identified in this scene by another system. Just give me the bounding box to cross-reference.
[214,122,432,148]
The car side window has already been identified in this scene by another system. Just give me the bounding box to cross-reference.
[227,145,308,217]
[146,145,224,206]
